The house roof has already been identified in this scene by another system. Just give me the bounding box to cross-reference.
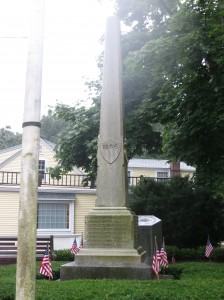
[0,144,21,154]
[0,138,85,175]
[0,137,55,154]
[128,159,195,171]
[0,150,21,169]
[0,139,195,173]
[0,138,53,170]
[40,137,55,150]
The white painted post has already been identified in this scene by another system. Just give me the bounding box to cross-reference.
[16,0,45,299]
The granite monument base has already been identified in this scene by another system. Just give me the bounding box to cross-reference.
[60,261,152,280]
[60,207,152,280]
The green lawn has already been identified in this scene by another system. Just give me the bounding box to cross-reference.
[0,261,223,299]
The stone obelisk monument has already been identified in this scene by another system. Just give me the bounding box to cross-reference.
[61,16,151,280]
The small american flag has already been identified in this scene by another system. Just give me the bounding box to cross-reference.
[71,238,80,255]
[39,245,53,279]
[205,238,213,258]
[152,236,161,277]
[160,238,168,268]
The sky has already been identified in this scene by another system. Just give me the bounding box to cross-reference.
[0,0,117,133]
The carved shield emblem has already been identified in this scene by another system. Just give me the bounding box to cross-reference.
[100,139,121,164]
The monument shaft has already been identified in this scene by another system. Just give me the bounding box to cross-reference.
[96,16,128,208]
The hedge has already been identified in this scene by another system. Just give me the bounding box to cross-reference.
[54,249,74,261]
[1,262,224,299]
[53,247,224,264]
[166,245,224,262]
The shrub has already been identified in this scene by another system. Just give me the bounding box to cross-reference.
[2,262,224,299]
[161,265,183,279]
[211,248,224,262]
[166,245,224,262]
[54,249,74,261]
[166,245,180,260]
[130,176,224,248]
[166,245,206,261]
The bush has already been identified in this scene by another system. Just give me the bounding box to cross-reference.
[161,265,183,279]
[211,248,224,262]
[2,262,224,299]
[130,176,224,248]
[166,246,200,261]
[54,249,74,261]
[166,245,224,262]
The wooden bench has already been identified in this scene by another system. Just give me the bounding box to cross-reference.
[0,235,54,266]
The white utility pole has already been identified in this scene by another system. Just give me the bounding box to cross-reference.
[16,0,45,299]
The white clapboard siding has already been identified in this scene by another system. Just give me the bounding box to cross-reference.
[0,191,19,235]
[74,193,96,235]
[129,168,156,178]
[39,144,56,169]
[0,155,22,172]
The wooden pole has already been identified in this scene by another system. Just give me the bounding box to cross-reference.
[16,1,45,299]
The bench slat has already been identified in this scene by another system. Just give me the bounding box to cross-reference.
[0,235,54,265]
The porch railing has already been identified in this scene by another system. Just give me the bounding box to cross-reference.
[0,171,170,188]
[0,171,90,188]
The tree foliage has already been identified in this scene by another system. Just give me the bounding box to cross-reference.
[49,0,224,194]
[116,0,224,193]
[50,74,162,179]
[52,99,100,180]
[0,126,22,150]
[40,109,67,144]
[130,176,224,248]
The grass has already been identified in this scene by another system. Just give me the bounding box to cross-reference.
[0,261,224,299]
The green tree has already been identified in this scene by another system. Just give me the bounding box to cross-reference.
[50,0,224,192]
[40,109,66,143]
[130,176,224,248]
[0,126,22,150]
[50,101,162,179]
[51,99,100,182]
[116,0,224,193]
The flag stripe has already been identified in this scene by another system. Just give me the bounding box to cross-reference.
[71,238,80,255]
[205,238,213,257]
[160,246,168,268]
[39,246,53,279]
[152,237,160,275]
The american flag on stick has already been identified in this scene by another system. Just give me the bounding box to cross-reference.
[152,236,160,278]
[205,237,213,258]
[39,245,53,280]
[160,237,168,268]
[71,237,80,255]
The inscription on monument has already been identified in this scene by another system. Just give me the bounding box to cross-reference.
[102,143,118,150]
[100,138,121,164]
[86,215,135,248]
